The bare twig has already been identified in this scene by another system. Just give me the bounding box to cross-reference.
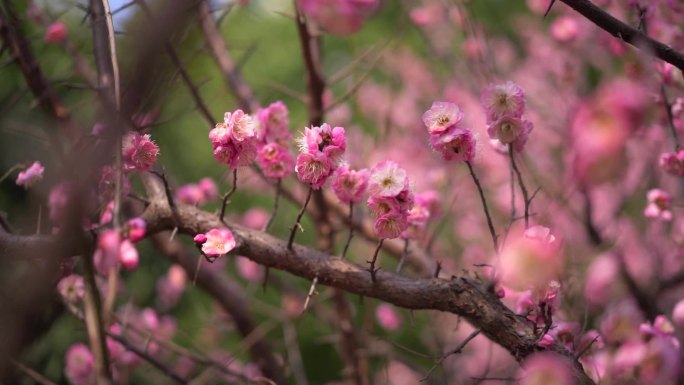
[420,329,481,382]
[509,145,531,228]
[465,161,499,252]
[287,187,313,249]
[219,168,238,223]
[341,202,354,259]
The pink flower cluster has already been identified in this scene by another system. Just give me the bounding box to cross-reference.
[403,190,439,239]
[331,163,369,204]
[644,188,673,221]
[366,161,414,239]
[15,161,44,188]
[481,81,533,152]
[256,101,291,143]
[209,110,259,169]
[93,225,143,275]
[195,228,237,257]
[422,101,476,162]
[297,0,379,35]
[122,131,159,172]
[257,143,294,180]
[295,123,346,189]
[175,177,218,206]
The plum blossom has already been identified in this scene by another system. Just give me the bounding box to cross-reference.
[644,188,673,221]
[481,81,526,123]
[257,142,295,180]
[486,116,533,151]
[374,209,409,239]
[93,230,140,274]
[156,265,187,310]
[200,228,236,256]
[45,22,67,44]
[331,164,369,204]
[257,101,290,143]
[659,151,684,176]
[518,352,574,385]
[119,240,139,270]
[176,177,218,206]
[368,161,408,197]
[297,0,379,35]
[236,257,263,283]
[209,110,259,169]
[376,303,401,330]
[15,161,44,188]
[294,123,346,189]
[672,300,684,327]
[122,132,159,171]
[125,217,146,243]
[58,274,85,304]
[429,126,477,162]
[498,227,562,292]
[422,101,464,134]
[64,343,94,385]
[295,151,334,189]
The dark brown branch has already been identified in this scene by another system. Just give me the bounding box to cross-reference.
[559,0,684,71]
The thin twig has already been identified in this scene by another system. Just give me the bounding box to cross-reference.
[264,179,282,232]
[105,332,187,384]
[287,187,313,249]
[420,329,481,382]
[509,145,530,228]
[302,276,318,312]
[11,360,58,385]
[465,161,499,252]
[661,86,681,151]
[395,238,409,273]
[219,168,238,223]
[341,202,354,258]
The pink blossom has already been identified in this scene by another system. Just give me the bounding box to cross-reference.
[212,140,258,169]
[125,217,146,243]
[198,177,218,200]
[550,16,578,43]
[119,240,139,270]
[122,132,159,172]
[429,125,477,162]
[367,194,401,217]
[481,81,526,123]
[58,274,85,304]
[331,164,369,204]
[45,22,67,44]
[409,3,444,27]
[659,151,684,177]
[524,225,556,243]
[297,0,378,35]
[193,233,207,244]
[644,188,673,221]
[498,228,562,292]
[64,343,94,385]
[673,300,684,327]
[584,253,620,306]
[176,178,218,206]
[156,265,187,310]
[296,124,346,162]
[201,228,237,256]
[257,142,295,179]
[295,151,334,189]
[518,352,574,385]
[486,116,533,151]
[15,161,44,188]
[97,166,130,203]
[257,101,290,142]
[242,208,269,230]
[422,101,464,134]
[209,110,259,168]
[224,109,257,142]
[368,161,408,197]
[94,229,122,275]
[236,257,263,283]
[375,303,401,330]
[374,209,409,239]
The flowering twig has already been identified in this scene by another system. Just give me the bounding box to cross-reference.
[509,145,531,228]
[465,161,499,252]
[219,168,238,223]
[287,187,313,249]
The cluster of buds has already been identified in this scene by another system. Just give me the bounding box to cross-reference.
[294,123,346,189]
[422,101,477,162]
[93,217,146,274]
[481,81,533,152]
[209,110,259,169]
[366,161,414,239]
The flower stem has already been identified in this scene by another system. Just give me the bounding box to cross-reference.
[287,187,313,250]
[508,145,530,228]
[366,239,385,282]
[219,168,238,223]
[341,202,354,259]
[465,161,499,252]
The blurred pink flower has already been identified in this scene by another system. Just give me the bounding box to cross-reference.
[119,240,139,270]
[125,217,146,243]
[257,142,294,180]
[45,22,67,44]
[331,164,369,204]
[644,188,673,221]
[257,101,290,143]
[236,257,263,283]
[659,151,684,177]
[16,161,44,188]
[518,352,574,385]
[498,228,561,292]
[122,132,159,172]
[64,343,94,385]
[481,81,526,124]
[156,264,187,310]
[550,16,578,43]
[375,303,401,330]
[298,0,378,35]
[58,274,85,304]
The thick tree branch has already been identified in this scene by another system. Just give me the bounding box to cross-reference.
[559,0,684,71]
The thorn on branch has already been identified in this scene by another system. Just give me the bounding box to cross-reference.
[433,261,442,278]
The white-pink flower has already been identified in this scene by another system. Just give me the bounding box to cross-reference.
[644,188,673,221]
[422,101,464,134]
[201,228,237,256]
[368,160,408,197]
[481,81,526,123]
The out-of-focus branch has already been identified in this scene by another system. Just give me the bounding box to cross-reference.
[136,176,596,385]
[197,0,259,113]
[559,0,684,71]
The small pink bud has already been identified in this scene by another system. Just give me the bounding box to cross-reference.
[45,22,67,44]
[125,217,146,243]
[119,240,139,270]
[376,303,401,331]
